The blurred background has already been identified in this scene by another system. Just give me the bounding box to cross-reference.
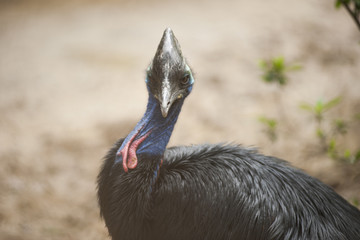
[0,0,359,239]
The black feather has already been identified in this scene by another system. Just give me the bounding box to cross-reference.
[98,143,360,240]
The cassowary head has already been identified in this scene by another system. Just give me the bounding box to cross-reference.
[114,28,194,172]
[146,28,194,117]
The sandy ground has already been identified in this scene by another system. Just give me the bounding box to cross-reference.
[0,0,360,239]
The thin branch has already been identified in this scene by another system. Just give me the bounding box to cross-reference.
[340,0,360,31]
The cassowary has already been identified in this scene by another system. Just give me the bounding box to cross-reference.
[97,28,360,240]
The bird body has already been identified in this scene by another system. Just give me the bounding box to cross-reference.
[98,28,360,240]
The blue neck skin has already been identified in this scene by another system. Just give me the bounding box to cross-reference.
[115,91,184,166]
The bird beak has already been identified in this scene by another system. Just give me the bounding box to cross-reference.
[160,85,171,118]
[152,27,184,118]
[160,104,169,118]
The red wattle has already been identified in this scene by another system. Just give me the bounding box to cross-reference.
[119,129,152,172]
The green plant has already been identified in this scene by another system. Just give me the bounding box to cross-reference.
[259,57,301,86]
[300,97,341,149]
[300,97,342,123]
[258,116,278,142]
[327,138,360,164]
[258,57,301,141]
[333,119,348,135]
[300,97,360,164]
[335,0,360,31]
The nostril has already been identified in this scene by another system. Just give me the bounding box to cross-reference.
[167,101,170,106]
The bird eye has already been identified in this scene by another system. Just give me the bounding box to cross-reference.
[181,74,190,85]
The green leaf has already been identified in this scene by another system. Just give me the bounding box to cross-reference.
[258,60,267,70]
[273,57,285,71]
[316,128,325,139]
[335,0,342,8]
[327,138,338,160]
[333,119,347,135]
[258,56,299,86]
[299,103,314,112]
[328,139,336,150]
[338,0,351,5]
[344,149,351,159]
[286,64,302,71]
[258,116,266,123]
[355,0,360,9]
[258,116,278,142]
[258,116,277,129]
[314,100,325,115]
[323,96,341,111]
[300,97,341,121]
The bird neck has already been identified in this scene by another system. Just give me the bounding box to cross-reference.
[116,93,184,172]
